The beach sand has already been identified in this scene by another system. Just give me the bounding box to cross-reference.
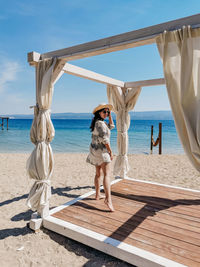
[0,153,200,267]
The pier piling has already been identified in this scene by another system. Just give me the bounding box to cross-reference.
[150,122,162,154]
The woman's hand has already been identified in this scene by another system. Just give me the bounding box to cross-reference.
[109,151,113,161]
[108,111,114,125]
[105,143,113,161]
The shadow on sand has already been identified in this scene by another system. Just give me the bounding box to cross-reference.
[0,183,133,265]
[45,228,133,267]
[0,226,32,240]
[1,185,94,238]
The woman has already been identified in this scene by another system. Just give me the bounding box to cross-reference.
[86,103,115,212]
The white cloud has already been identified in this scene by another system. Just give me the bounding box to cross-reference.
[0,60,21,93]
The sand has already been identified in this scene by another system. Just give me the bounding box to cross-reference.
[0,153,200,267]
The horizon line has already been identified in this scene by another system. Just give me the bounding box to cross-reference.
[1,110,172,116]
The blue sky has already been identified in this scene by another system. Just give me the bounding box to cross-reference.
[0,0,199,114]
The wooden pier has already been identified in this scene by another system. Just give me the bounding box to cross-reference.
[43,178,200,266]
[0,117,9,130]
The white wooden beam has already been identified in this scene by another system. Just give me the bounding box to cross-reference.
[44,216,183,267]
[125,78,165,88]
[63,63,125,87]
[27,14,200,62]
[27,51,41,66]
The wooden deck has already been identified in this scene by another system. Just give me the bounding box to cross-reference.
[43,178,200,267]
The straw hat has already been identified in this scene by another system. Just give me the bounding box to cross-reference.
[92,103,113,114]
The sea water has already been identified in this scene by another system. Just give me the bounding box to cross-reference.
[0,119,183,154]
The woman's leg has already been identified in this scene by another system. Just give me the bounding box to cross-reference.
[94,165,104,200]
[101,162,114,212]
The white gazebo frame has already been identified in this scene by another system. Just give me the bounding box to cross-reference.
[27,13,200,222]
[26,13,200,266]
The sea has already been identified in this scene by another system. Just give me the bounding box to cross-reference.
[0,119,184,154]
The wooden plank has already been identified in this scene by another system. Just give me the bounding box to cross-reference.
[74,196,200,238]
[82,194,200,232]
[112,186,200,218]
[63,63,125,87]
[115,179,200,205]
[44,215,187,267]
[52,208,199,266]
[126,177,200,194]
[113,181,200,212]
[123,178,200,197]
[111,192,200,224]
[27,14,200,62]
[55,203,200,252]
[114,182,200,214]
[73,199,200,243]
[52,196,200,246]
[54,206,200,262]
[118,181,200,207]
[109,194,200,229]
[125,78,165,88]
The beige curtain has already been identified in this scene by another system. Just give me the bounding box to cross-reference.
[26,58,65,217]
[107,85,141,178]
[156,26,200,171]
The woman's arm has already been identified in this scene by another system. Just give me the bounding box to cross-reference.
[107,113,114,159]
[108,112,114,125]
[108,112,115,130]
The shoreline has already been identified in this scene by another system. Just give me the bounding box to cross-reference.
[1,153,200,266]
[0,152,199,190]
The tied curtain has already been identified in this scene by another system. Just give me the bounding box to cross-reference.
[156,26,200,172]
[107,85,141,178]
[26,58,65,217]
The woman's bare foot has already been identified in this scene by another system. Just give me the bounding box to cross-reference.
[95,194,105,200]
[104,198,115,212]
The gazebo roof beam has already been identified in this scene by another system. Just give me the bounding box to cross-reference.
[63,63,165,88]
[63,63,125,87]
[125,78,165,88]
[28,13,200,63]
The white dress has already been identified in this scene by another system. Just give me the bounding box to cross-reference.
[86,120,115,166]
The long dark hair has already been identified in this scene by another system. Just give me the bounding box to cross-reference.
[90,108,104,132]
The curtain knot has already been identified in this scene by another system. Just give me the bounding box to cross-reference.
[30,103,50,113]
[36,179,51,186]
[118,131,127,133]
[116,154,128,158]
[36,140,50,145]
[39,108,50,113]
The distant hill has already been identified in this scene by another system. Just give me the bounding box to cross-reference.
[2,110,173,120]
[51,113,94,119]
[130,110,173,120]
